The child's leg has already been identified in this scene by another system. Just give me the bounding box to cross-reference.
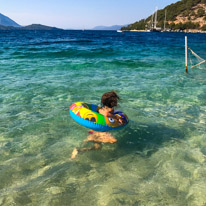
[71,148,78,159]
[79,142,102,151]
[71,142,102,159]
[71,131,117,159]
[86,131,117,143]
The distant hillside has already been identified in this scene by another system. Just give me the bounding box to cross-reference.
[92,25,127,30]
[122,0,206,31]
[0,24,62,31]
[23,24,61,30]
[0,13,21,27]
[0,13,62,30]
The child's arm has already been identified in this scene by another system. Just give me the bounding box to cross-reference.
[106,113,125,125]
[99,108,125,125]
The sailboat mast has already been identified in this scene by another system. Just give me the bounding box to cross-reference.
[154,7,158,29]
[151,13,154,29]
[164,10,167,31]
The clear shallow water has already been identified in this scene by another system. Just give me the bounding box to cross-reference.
[0,30,206,206]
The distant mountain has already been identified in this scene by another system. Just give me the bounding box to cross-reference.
[0,24,62,31]
[0,13,62,30]
[92,25,127,30]
[122,0,206,31]
[0,13,21,27]
[22,24,62,30]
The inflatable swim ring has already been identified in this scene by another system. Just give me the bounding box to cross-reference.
[69,102,129,132]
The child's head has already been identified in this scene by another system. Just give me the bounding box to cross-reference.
[101,91,120,108]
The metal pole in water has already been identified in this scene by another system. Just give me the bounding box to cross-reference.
[185,36,188,73]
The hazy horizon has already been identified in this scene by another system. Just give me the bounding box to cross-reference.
[1,0,179,29]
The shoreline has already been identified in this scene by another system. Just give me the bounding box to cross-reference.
[121,29,206,33]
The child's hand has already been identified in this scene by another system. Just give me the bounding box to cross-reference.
[117,116,125,125]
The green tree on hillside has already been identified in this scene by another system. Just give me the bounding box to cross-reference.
[169,23,175,29]
[201,24,206,30]
[190,11,196,17]
[197,8,205,17]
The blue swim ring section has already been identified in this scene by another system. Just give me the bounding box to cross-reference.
[69,109,128,132]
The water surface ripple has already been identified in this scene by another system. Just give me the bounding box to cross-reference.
[0,30,206,206]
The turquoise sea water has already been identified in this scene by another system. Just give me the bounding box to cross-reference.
[0,30,206,206]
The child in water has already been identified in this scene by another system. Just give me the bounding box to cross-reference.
[71,91,124,159]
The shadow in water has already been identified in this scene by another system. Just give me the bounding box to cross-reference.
[86,120,184,162]
[117,120,183,155]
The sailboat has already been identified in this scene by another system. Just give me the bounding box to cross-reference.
[162,10,170,32]
[149,7,161,32]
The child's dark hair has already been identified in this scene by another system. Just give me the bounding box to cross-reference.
[101,91,120,108]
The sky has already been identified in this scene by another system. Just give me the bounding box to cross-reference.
[1,0,179,29]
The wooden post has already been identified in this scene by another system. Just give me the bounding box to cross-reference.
[185,36,188,73]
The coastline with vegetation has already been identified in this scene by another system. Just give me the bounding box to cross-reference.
[121,0,206,33]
